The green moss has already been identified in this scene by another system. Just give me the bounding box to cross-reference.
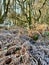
[43,31,49,36]
[32,34,39,41]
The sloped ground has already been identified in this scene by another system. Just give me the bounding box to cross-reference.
[0,27,49,65]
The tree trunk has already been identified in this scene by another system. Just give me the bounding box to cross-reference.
[28,1,32,29]
[0,0,10,23]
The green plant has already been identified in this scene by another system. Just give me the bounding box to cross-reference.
[43,31,49,36]
[32,34,39,41]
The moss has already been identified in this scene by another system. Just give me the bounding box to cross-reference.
[43,31,49,36]
[32,34,39,41]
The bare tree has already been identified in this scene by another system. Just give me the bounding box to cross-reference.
[14,0,47,29]
[0,0,48,29]
[0,0,10,23]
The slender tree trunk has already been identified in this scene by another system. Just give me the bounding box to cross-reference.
[0,0,10,23]
[28,1,32,29]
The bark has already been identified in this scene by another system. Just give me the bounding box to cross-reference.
[0,0,10,23]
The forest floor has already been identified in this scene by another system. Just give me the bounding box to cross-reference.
[0,25,49,65]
